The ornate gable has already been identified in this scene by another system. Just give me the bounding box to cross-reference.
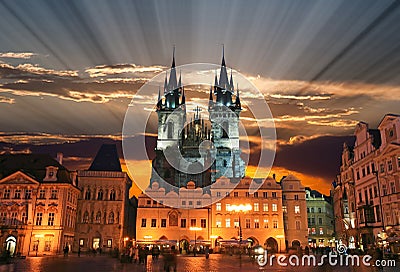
[0,171,40,185]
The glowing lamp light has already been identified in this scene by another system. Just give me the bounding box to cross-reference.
[189,227,202,231]
[144,235,153,239]
[210,235,219,239]
[34,234,44,238]
[124,237,130,241]
[227,204,252,212]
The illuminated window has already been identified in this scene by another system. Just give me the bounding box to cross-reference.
[95,212,101,224]
[234,218,239,227]
[312,228,316,234]
[295,220,301,230]
[216,203,221,211]
[44,240,51,251]
[14,189,21,199]
[36,212,43,225]
[48,212,55,226]
[319,228,324,235]
[254,219,259,228]
[225,219,231,228]
[50,189,58,199]
[79,239,84,246]
[273,220,278,228]
[283,205,287,213]
[225,204,230,211]
[272,203,277,212]
[263,219,268,228]
[107,239,112,248]
[254,203,259,212]
[245,219,251,228]
[295,206,300,214]
[216,220,221,228]
[263,203,268,212]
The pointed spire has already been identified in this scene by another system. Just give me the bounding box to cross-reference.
[172,45,176,68]
[181,86,185,104]
[164,72,168,93]
[221,44,226,67]
[178,70,182,88]
[157,86,162,109]
[230,68,234,91]
[235,83,241,109]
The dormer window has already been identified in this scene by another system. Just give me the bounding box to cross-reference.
[44,166,58,181]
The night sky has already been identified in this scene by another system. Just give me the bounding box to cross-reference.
[1,0,400,195]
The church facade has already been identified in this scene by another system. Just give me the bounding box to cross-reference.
[136,51,308,252]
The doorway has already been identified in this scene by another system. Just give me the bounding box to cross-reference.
[6,236,17,256]
[92,238,100,249]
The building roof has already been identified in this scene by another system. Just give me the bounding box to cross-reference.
[368,128,381,149]
[88,144,122,172]
[0,154,72,183]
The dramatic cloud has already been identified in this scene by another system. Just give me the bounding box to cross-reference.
[0,52,37,59]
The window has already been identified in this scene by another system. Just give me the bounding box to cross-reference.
[14,189,21,199]
[245,219,251,228]
[311,228,316,234]
[311,207,314,213]
[362,168,366,177]
[95,212,101,224]
[294,195,299,200]
[383,184,387,196]
[109,190,116,200]
[318,217,323,225]
[50,189,58,199]
[369,188,373,199]
[4,189,10,199]
[245,192,250,197]
[10,212,17,225]
[233,192,238,197]
[254,192,258,198]
[161,219,167,228]
[272,192,277,198]
[254,203,259,212]
[319,228,324,235]
[97,190,103,200]
[0,212,6,224]
[390,182,396,194]
[216,192,221,197]
[181,201,186,206]
[108,212,114,224]
[295,220,301,230]
[263,203,268,212]
[254,219,260,228]
[188,201,193,206]
[263,192,268,198]
[36,212,43,225]
[282,205,287,213]
[79,239,84,247]
[234,218,239,227]
[151,219,157,227]
[356,171,360,180]
[216,203,221,211]
[24,189,32,199]
[380,164,384,173]
[38,189,45,199]
[388,160,393,171]
[374,186,378,198]
[107,239,112,248]
[181,219,186,228]
[226,192,230,197]
[295,206,300,214]
[367,165,370,175]
[263,219,268,228]
[190,219,196,227]
[273,220,278,228]
[196,201,201,206]
[375,206,381,222]
[225,204,230,211]
[44,240,51,251]
[272,203,277,212]
[48,212,55,226]
[216,220,221,228]
[318,208,322,213]
[22,212,27,224]
[141,218,146,227]
[83,211,89,223]
[225,219,231,228]
[85,189,91,200]
[201,219,206,228]
[167,122,174,139]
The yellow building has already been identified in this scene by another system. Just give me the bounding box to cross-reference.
[0,154,80,256]
[136,175,308,253]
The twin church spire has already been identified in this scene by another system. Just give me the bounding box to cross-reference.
[157,47,241,111]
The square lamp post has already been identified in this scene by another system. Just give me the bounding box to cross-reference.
[189,227,202,256]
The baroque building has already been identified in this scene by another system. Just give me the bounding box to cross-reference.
[0,154,79,256]
[333,114,400,253]
[305,187,334,248]
[74,144,135,253]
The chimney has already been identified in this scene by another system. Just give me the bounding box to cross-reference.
[57,152,63,165]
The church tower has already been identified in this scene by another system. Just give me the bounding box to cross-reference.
[208,47,245,180]
[156,48,186,151]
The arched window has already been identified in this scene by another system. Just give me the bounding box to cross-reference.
[95,211,101,224]
[83,211,89,223]
[85,189,91,200]
[167,122,174,139]
[109,190,116,201]
[108,212,114,224]
[97,189,103,200]
[222,122,229,138]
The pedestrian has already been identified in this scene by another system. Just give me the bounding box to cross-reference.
[63,245,69,257]
[205,246,209,259]
[78,246,81,257]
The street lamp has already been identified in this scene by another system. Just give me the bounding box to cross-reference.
[190,227,202,256]
[227,204,252,264]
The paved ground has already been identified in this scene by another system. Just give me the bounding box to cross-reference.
[0,254,398,272]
